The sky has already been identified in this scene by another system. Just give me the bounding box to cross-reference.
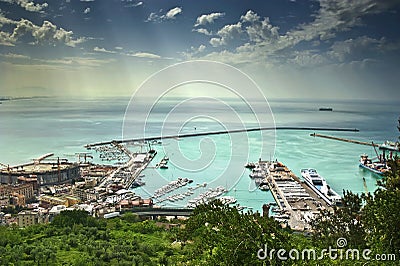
[0,0,400,100]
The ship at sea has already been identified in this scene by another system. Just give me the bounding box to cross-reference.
[301,168,342,206]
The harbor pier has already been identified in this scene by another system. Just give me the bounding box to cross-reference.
[258,161,332,231]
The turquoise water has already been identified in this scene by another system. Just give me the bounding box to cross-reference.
[1,97,399,212]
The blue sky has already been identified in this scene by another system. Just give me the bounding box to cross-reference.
[1,0,400,99]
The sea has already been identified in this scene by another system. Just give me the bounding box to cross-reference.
[1,97,399,213]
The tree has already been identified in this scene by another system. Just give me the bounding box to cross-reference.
[311,190,365,249]
[178,200,292,265]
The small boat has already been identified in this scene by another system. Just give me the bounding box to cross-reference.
[218,196,237,205]
[359,154,390,176]
[301,168,342,206]
[319,107,333,111]
[131,180,145,188]
[159,163,168,169]
[249,171,264,178]
[244,162,256,169]
[259,184,269,191]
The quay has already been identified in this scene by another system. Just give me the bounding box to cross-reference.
[259,161,332,231]
[310,133,379,147]
[85,127,359,148]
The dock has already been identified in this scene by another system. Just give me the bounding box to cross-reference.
[310,133,379,147]
[260,161,332,231]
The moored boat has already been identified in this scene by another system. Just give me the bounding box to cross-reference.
[244,162,256,169]
[300,168,342,206]
[359,154,390,176]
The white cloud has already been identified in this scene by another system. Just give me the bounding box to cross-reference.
[241,10,279,43]
[328,36,386,62]
[123,1,142,8]
[2,17,86,47]
[127,52,161,59]
[1,52,30,59]
[34,56,114,69]
[0,0,48,13]
[165,7,182,19]
[0,31,15,46]
[0,13,15,45]
[194,1,400,68]
[192,28,212,36]
[288,50,328,67]
[146,6,182,22]
[146,12,159,22]
[240,10,259,23]
[84,7,90,14]
[281,0,400,49]
[195,12,225,26]
[209,22,243,47]
[197,44,206,53]
[206,10,279,47]
[93,46,116,54]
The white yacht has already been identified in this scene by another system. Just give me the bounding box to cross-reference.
[300,168,342,206]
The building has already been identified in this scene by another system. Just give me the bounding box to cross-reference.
[39,195,68,207]
[73,188,100,202]
[39,195,80,208]
[17,210,48,227]
[10,193,26,206]
[0,183,35,206]
[18,211,37,227]
[0,197,9,207]
[0,161,80,186]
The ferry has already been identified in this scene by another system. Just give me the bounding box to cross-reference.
[300,168,342,206]
[359,154,390,176]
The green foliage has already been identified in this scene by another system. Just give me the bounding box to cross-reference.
[178,200,292,265]
[0,210,180,265]
[51,209,99,228]
[311,190,365,248]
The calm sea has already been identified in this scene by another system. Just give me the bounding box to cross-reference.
[1,97,398,212]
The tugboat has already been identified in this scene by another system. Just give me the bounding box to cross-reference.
[301,168,342,206]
